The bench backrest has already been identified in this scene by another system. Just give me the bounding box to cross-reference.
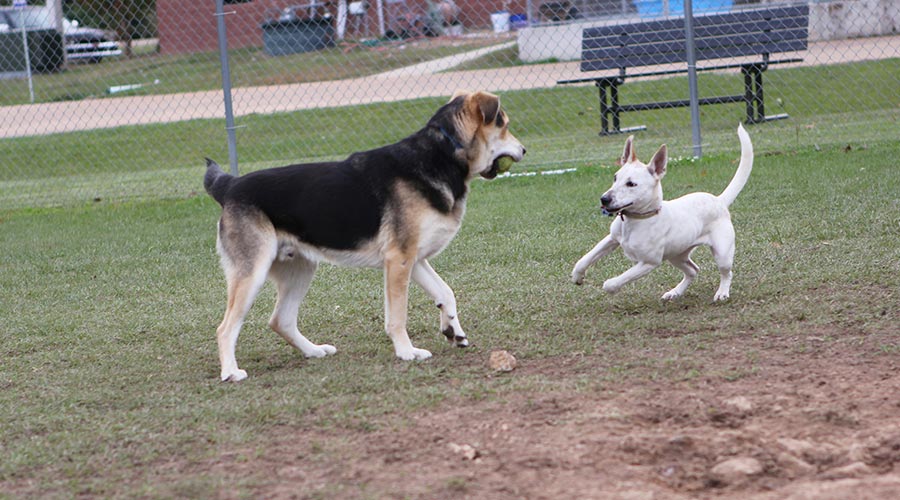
[581,5,809,72]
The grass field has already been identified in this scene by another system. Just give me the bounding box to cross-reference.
[2,57,898,210]
[2,43,899,495]
[1,131,898,496]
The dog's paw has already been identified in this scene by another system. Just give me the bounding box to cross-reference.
[442,325,468,347]
[713,292,730,302]
[221,369,248,383]
[602,279,621,294]
[396,347,433,361]
[662,290,682,300]
[304,344,337,358]
[571,269,585,285]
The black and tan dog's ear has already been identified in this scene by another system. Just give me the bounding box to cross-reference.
[449,90,471,102]
[621,135,637,165]
[468,91,501,125]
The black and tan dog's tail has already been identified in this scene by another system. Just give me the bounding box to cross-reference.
[204,158,232,206]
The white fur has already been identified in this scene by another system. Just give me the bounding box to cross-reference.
[572,124,753,301]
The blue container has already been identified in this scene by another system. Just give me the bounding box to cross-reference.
[634,0,732,17]
[261,17,334,56]
[510,13,528,30]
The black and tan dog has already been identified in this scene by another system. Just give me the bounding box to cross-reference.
[204,91,525,382]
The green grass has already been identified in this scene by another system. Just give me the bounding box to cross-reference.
[2,57,897,210]
[1,138,899,496]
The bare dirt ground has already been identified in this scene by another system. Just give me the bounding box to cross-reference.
[193,327,900,499]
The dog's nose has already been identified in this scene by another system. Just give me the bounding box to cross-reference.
[522,147,527,156]
[600,194,612,207]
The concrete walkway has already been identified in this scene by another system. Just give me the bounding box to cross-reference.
[1,34,896,139]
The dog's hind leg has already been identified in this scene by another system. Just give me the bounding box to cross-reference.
[268,258,337,359]
[412,259,468,348]
[216,240,276,382]
[662,249,700,300]
[710,225,736,301]
[384,248,432,361]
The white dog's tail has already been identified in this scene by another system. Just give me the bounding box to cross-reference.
[718,123,754,207]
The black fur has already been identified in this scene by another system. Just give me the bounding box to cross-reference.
[204,99,470,251]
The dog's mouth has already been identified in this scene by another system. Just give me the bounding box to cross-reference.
[602,202,631,216]
[481,155,516,180]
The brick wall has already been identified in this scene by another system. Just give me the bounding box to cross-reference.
[157,0,268,55]
[157,1,526,55]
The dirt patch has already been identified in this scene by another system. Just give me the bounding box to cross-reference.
[189,330,900,499]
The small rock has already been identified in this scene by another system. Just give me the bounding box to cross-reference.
[724,396,753,413]
[667,435,695,448]
[777,438,816,456]
[710,457,763,484]
[777,437,839,463]
[822,461,872,479]
[489,350,517,372]
[776,452,816,478]
[448,442,479,461]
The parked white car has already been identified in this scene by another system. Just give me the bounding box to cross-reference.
[61,18,122,63]
[0,8,122,63]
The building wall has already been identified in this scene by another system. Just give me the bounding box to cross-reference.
[157,1,526,55]
[157,0,267,54]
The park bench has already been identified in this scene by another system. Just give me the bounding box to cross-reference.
[557,5,809,135]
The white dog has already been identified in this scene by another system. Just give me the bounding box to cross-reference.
[572,124,753,301]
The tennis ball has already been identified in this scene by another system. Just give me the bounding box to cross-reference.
[497,155,515,173]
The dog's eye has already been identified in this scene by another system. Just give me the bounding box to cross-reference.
[626,181,637,187]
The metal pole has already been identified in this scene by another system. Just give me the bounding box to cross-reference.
[682,0,702,158]
[214,0,240,176]
[18,9,34,103]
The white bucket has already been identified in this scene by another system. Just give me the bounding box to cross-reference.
[490,11,510,33]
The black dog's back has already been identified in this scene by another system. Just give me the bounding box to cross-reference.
[204,97,474,252]
[204,157,389,251]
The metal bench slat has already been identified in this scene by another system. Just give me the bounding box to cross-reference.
[583,19,808,51]
[581,6,807,40]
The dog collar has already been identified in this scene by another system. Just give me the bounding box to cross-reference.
[620,207,661,220]
[439,127,464,151]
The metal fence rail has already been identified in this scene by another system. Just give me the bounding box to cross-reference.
[1,0,898,209]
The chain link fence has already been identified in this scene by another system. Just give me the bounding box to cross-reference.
[1,0,898,209]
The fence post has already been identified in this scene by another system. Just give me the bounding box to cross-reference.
[214,0,240,176]
[682,0,703,158]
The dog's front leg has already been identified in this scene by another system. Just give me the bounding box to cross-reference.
[603,262,658,294]
[572,235,619,285]
[412,260,468,348]
[384,250,432,361]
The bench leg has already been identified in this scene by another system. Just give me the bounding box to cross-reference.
[597,80,615,135]
[743,65,789,125]
[596,79,646,136]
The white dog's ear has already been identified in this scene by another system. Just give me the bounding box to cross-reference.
[621,136,637,165]
[648,144,667,178]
